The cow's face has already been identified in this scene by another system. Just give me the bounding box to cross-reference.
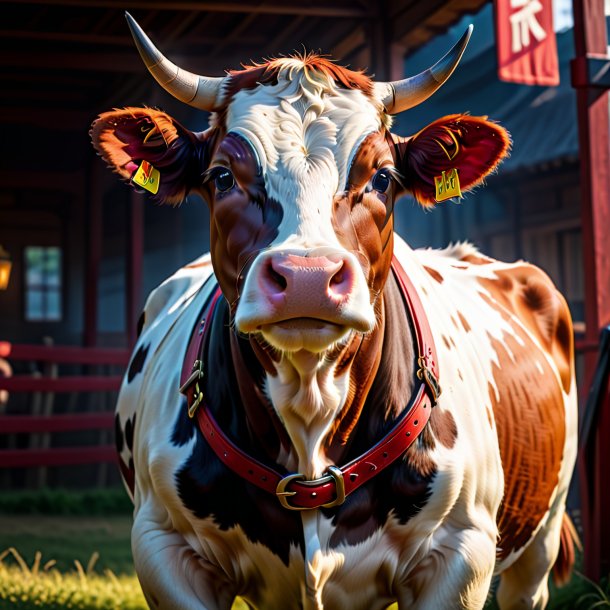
[206,63,397,353]
[91,33,510,357]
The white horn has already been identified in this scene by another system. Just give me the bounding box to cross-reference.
[375,25,473,114]
[125,12,224,111]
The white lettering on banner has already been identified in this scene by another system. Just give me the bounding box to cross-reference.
[509,0,547,53]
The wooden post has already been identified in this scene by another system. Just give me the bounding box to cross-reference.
[126,190,144,348]
[571,0,610,580]
[84,162,103,347]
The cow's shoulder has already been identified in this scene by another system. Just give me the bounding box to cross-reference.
[115,254,216,500]
[402,239,573,394]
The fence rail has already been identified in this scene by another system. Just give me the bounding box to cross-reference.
[0,342,129,469]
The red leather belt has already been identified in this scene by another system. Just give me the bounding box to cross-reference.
[179,257,441,511]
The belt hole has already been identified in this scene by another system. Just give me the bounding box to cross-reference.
[261,476,267,482]
[383,452,388,458]
[414,420,419,426]
[311,492,317,498]
[349,473,358,481]
[406,431,411,437]
[223,452,228,458]
[248,469,253,475]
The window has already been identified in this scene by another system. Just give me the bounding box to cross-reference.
[24,246,62,321]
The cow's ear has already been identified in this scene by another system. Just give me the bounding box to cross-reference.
[90,107,209,205]
[396,114,510,207]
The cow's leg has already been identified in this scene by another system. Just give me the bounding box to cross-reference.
[396,526,497,610]
[495,506,566,610]
[132,499,236,610]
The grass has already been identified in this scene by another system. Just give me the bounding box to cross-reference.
[0,516,133,575]
[0,548,146,610]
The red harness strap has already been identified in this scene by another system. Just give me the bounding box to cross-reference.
[179,256,441,511]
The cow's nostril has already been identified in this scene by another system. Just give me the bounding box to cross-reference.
[266,260,288,292]
[329,263,345,287]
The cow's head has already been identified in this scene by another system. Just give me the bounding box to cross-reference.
[92,15,510,358]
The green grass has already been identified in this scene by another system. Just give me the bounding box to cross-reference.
[0,548,147,610]
[0,516,133,575]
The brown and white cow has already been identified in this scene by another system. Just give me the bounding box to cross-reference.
[92,13,578,610]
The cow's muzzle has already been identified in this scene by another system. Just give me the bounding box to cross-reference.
[235,249,375,352]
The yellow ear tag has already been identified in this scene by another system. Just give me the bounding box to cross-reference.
[434,168,462,202]
[132,160,160,195]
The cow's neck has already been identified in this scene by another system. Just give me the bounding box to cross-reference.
[229,271,414,479]
[260,315,385,478]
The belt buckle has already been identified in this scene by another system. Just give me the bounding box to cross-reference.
[275,466,346,510]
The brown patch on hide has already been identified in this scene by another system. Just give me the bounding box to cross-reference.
[428,408,457,449]
[206,134,283,307]
[461,252,494,265]
[332,132,396,299]
[423,266,444,284]
[479,264,573,394]
[442,335,451,350]
[486,405,494,428]
[457,311,471,332]
[326,304,384,453]
[486,315,566,560]
[231,333,290,459]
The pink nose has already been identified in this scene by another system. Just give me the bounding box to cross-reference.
[260,254,355,307]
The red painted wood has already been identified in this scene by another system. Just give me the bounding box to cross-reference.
[0,446,117,468]
[572,0,610,580]
[0,376,122,392]
[0,413,115,433]
[575,339,600,353]
[84,160,103,347]
[0,342,129,365]
[127,190,144,348]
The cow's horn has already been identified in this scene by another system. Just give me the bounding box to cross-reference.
[375,25,473,114]
[125,12,224,111]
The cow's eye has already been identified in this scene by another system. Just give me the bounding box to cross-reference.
[371,169,392,194]
[215,169,235,192]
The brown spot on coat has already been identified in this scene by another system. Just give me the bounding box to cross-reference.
[461,252,494,265]
[428,408,457,449]
[457,311,471,332]
[480,265,574,394]
[488,322,566,560]
[423,266,444,284]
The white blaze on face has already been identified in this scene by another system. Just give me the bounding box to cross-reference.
[225,62,383,249]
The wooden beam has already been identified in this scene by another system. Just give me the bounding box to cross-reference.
[572,0,610,582]
[0,49,230,74]
[0,28,134,46]
[9,0,376,18]
[0,107,93,130]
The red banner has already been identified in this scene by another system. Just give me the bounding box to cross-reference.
[495,0,560,86]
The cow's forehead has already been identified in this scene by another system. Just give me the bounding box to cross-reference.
[223,68,385,193]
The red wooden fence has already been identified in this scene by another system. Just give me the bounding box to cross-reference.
[0,341,130,468]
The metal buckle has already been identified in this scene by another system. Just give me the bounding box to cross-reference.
[276,473,307,510]
[179,360,205,418]
[275,466,346,511]
[417,356,442,405]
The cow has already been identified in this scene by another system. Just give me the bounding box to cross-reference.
[92,13,578,610]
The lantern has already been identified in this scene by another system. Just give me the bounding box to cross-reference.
[0,246,12,290]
